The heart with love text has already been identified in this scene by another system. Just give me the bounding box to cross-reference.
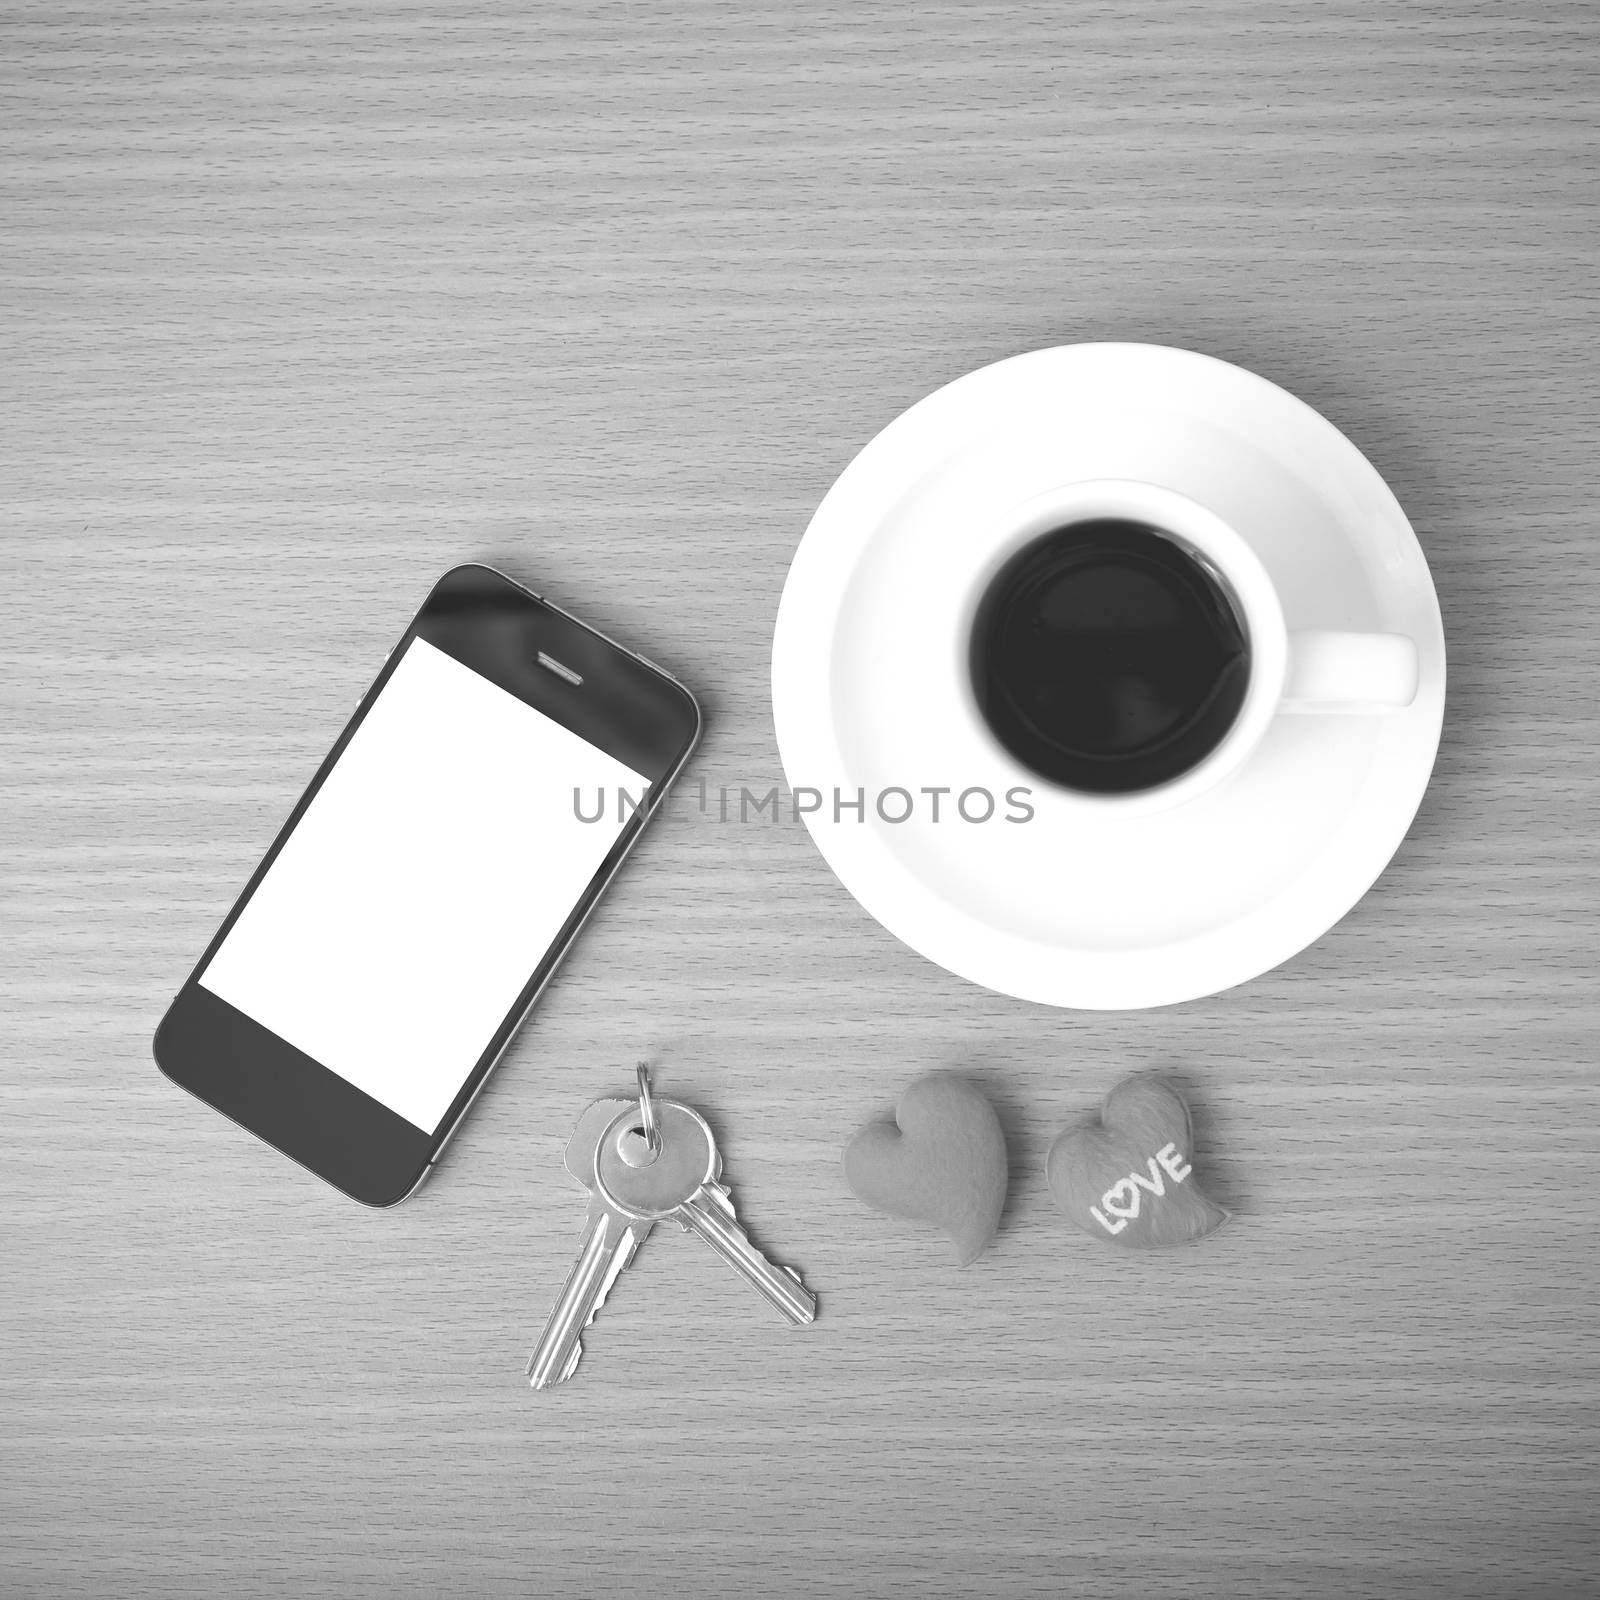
[1046,1076,1228,1250]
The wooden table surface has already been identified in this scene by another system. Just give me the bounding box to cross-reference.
[5,4,1598,1596]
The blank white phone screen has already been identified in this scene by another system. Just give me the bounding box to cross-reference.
[200,637,649,1134]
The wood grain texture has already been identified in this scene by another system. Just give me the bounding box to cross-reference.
[3,2,1598,1596]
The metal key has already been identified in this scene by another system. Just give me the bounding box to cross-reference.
[525,1097,654,1389]
[594,1100,817,1326]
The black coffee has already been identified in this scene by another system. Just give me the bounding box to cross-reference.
[970,519,1249,794]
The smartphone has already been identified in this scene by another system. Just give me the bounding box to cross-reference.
[154,564,701,1206]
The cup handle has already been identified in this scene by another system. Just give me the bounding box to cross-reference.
[1282,632,1419,713]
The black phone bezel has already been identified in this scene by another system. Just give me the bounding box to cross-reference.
[153,564,701,1207]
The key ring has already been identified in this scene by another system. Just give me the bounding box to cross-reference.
[636,1061,660,1155]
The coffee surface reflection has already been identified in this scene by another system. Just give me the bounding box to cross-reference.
[970,519,1250,794]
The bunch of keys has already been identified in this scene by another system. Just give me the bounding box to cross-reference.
[527,1065,817,1389]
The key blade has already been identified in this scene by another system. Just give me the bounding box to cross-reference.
[586,1211,647,1327]
[527,1198,648,1390]
[699,1180,737,1224]
[549,1216,644,1387]
[678,1189,817,1327]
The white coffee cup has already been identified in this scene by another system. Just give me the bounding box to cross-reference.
[958,478,1420,816]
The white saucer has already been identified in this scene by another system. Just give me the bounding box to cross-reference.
[771,344,1446,1009]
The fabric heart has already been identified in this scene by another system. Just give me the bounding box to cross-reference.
[843,1073,1008,1266]
[1047,1075,1228,1249]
